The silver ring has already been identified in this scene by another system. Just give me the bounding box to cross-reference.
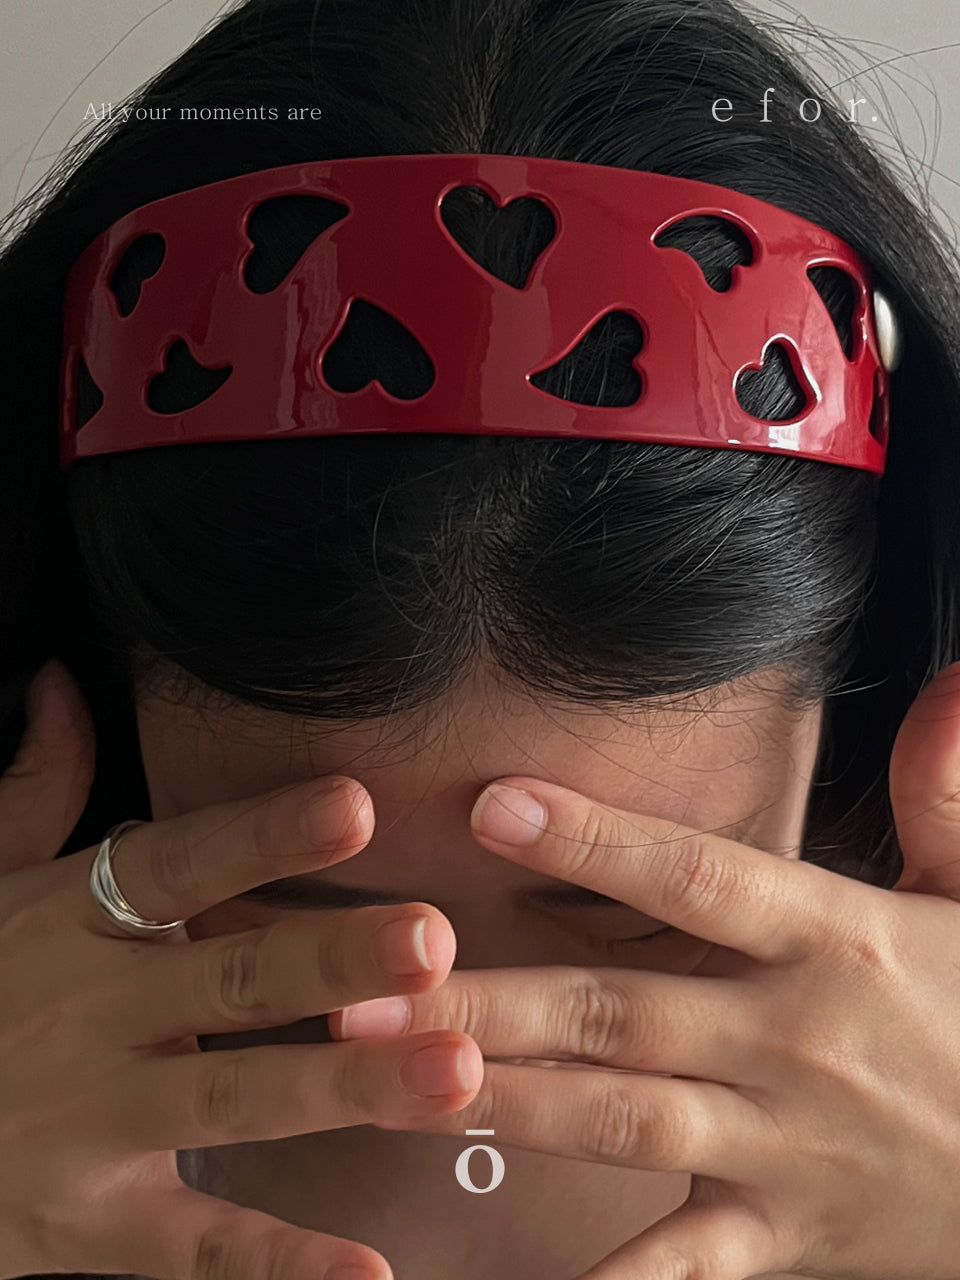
[89,819,187,938]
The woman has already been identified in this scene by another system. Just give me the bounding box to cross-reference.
[4,1,960,1279]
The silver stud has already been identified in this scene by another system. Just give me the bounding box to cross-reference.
[873,289,902,373]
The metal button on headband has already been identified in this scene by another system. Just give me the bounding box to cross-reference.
[873,289,903,374]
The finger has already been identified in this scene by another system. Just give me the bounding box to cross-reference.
[332,966,765,1086]
[470,778,850,963]
[572,1195,780,1280]
[121,904,456,1044]
[375,1059,771,1181]
[889,659,960,897]
[95,1182,393,1280]
[116,1031,483,1152]
[0,659,95,872]
[70,774,376,938]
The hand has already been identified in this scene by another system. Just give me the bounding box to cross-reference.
[331,661,960,1280]
[0,659,480,1280]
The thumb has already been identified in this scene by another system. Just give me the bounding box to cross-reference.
[0,658,96,873]
[889,659,960,897]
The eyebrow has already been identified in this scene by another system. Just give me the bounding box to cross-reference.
[238,878,629,911]
[237,817,762,912]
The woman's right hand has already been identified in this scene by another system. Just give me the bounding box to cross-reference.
[0,659,482,1280]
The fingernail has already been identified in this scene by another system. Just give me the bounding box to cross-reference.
[339,996,411,1037]
[371,915,433,975]
[398,1043,476,1097]
[472,784,546,845]
[299,778,370,849]
[326,1265,375,1280]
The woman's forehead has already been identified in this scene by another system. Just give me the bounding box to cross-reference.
[135,664,823,853]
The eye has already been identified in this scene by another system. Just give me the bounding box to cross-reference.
[542,902,673,948]
[593,928,675,957]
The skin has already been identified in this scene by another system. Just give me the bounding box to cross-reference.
[135,660,824,1280]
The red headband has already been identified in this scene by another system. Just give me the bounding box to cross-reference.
[59,153,891,474]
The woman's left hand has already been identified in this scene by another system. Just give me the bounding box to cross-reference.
[329,662,960,1280]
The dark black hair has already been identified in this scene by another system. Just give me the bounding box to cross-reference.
[3,0,960,889]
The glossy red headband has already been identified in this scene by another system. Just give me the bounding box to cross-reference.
[59,153,892,474]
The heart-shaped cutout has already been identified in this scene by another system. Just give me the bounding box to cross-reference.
[109,232,166,317]
[75,356,104,428]
[653,215,753,293]
[243,194,349,294]
[807,266,858,360]
[530,311,644,406]
[440,185,556,289]
[147,338,232,414]
[321,298,434,399]
[734,340,813,421]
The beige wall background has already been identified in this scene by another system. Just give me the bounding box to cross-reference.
[1,0,958,244]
